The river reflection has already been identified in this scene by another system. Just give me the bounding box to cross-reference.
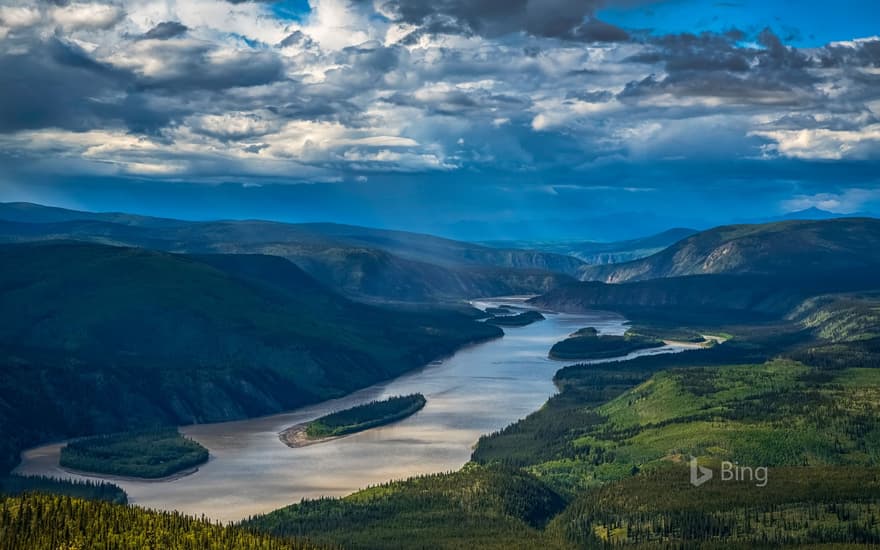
[15,299,685,521]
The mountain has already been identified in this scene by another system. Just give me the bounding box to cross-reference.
[747,207,874,224]
[529,271,880,323]
[579,218,880,284]
[481,228,697,265]
[531,218,880,322]
[0,241,501,473]
[0,203,583,302]
[442,212,710,241]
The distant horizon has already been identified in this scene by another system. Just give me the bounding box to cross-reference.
[2,199,876,244]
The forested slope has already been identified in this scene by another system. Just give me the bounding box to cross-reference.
[0,241,500,473]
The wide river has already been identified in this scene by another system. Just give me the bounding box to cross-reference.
[15,298,686,522]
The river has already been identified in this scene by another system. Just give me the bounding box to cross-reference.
[14,298,688,522]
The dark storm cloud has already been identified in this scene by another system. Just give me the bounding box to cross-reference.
[137,21,189,40]
[383,88,527,117]
[569,18,629,41]
[317,42,404,95]
[371,0,630,42]
[278,30,315,49]
[0,26,287,137]
[618,28,823,106]
[566,89,613,102]
[131,41,285,91]
[819,38,880,68]
[0,37,165,133]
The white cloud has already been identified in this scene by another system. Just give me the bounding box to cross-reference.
[303,0,377,50]
[51,2,124,31]
[2,0,880,186]
[0,6,40,28]
[752,125,880,160]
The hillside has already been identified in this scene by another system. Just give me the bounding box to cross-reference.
[245,463,567,550]
[0,203,582,302]
[530,218,880,323]
[530,267,880,324]
[247,318,880,548]
[0,241,501,473]
[579,218,880,283]
[0,493,321,550]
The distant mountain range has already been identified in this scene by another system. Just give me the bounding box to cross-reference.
[533,218,880,322]
[0,202,583,303]
[481,228,698,265]
[440,207,874,242]
[745,207,875,224]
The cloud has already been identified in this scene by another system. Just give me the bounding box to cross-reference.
[0,6,41,28]
[0,0,878,192]
[137,21,189,40]
[782,188,880,213]
[371,0,630,42]
[107,38,285,90]
[50,2,124,30]
[619,28,823,108]
[0,37,150,133]
[752,125,880,160]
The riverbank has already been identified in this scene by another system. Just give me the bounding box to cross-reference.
[279,424,344,448]
[12,301,660,522]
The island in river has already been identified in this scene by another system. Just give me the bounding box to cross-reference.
[59,429,209,479]
[485,310,545,327]
[280,394,427,448]
[549,327,665,360]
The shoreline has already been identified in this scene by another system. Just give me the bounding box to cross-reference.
[278,423,348,448]
[11,300,629,521]
[56,464,203,484]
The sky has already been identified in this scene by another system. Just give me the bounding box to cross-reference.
[0,0,879,239]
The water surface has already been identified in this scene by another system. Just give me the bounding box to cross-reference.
[15,299,685,521]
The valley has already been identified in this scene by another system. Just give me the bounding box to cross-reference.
[3,4,878,546]
[13,298,693,521]
[3,204,880,548]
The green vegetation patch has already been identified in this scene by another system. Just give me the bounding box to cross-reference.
[59,428,208,479]
[0,241,502,475]
[305,394,426,439]
[477,360,880,495]
[548,327,663,360]
[0,475,126,504]
[550,465,880,547]
[485,310,546,327]
[245,463,568,550]
[249,311,880,549]
[0,493,321,550]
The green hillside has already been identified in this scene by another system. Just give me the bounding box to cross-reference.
[0,241,500,473]
[245,463,568,550]
[0,493,322,550]
[245,298,880,548]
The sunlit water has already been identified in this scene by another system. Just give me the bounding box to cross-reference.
[15,298,688,521]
